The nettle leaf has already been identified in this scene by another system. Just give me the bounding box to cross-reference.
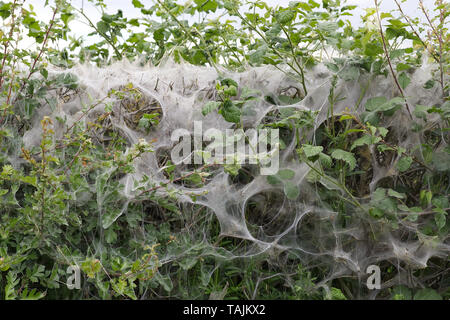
[398,72,411,89]
[350,134,380,150]
[301,144,323,158]
[202,101,221,116]
[397,156,413,172]
[319,152,332,168]
[331,149,356,170]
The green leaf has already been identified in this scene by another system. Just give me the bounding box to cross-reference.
[434,208,447,231]
[284,182,299,200]
[155,273,173,292]
[202,101,221,116]
[220,99,241,123]
[413,289,442,300]
[267,175,282,185]
[414,104,430,119]
[396,63,411,72]
[301,145,323,158]
[40,68,48,79]
[220,78,238,88]
[278,169,295,180]
[331,149,356,170]
[398,72,411,89]
[388,189,405,199]
[397,156,412,172]
[338,65,360,81]
[318,22,339,33]
[319,152,332,168]
[423,79,435,89]
[96,20,109,35]
[224,85,237,96]
[276,9,295,24]
[351,135,372,150]
[391,286,412,300]
[132,0,144,8]
[329,287,346,300]
[431,152,450,172]
[249,45,267,64]
[179,257,197,270]
[365,97,387,112]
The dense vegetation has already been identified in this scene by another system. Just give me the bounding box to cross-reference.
[0,0,448,300]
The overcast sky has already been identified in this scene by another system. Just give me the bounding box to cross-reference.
[23,0,436,49]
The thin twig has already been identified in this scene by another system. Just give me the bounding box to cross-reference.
[419,0,445,95]
[393,0,439,63]
[374,0,413,119]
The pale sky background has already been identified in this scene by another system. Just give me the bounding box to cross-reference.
[21,0,437,50]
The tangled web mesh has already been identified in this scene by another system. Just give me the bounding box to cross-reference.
[21,57,449,298]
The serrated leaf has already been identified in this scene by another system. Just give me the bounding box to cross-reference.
[331,149,356,170]
[351,135,372,150]
[301,144,323,158]
[319,152,332,168]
